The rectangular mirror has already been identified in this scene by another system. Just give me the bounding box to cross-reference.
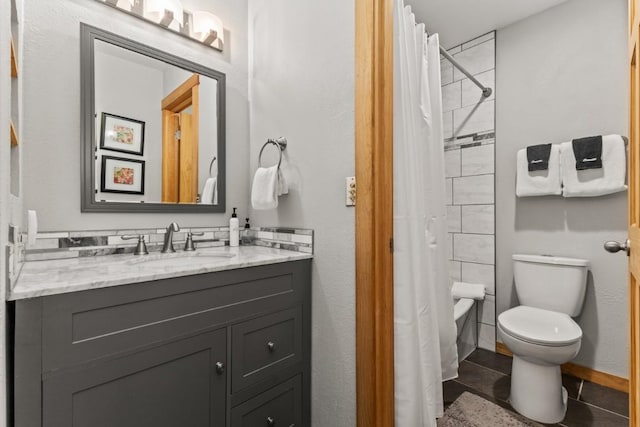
[81,24,226,213]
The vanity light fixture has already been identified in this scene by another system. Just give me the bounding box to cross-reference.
[144,0,184,30]
[192,11,224,48]
[105,0,134,9]
[95,0,225,52]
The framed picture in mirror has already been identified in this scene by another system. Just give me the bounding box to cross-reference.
[100,112,145,156]
[100,155,145,195]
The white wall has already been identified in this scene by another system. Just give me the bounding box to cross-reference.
[248,0,356,425]
[496,0,629,376]
[21,0,249,231]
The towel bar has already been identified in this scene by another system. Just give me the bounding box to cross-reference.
[258,137,287,168]
[208,156,217,177]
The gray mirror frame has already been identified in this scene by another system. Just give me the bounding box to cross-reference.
[80,23,226,213]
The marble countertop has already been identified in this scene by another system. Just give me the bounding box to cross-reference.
[9,246,313,301]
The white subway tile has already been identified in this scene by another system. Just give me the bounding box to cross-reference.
[453,175,494,205]
[454,234,494,264]
[445,149,461,178]
[452,40,495,81]
[447,205,461,233]
[442,81,461,113]
[449,261,462,282]
[443,111,453,140]
[478,323,496,351]
[461,205,494,234]
[442,45,462,55]
[447,233,454,260]
[441,60,453,85]
[453,100,494,137]
[462,32,495,51]
[445,178,453,205]
[461,262,495,295]
[462,69,495,107]
[479,294,496,325]
[462,144,494,176]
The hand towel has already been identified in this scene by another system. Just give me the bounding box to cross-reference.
[200,177,217,205]
[452,282,486,300]
[277,169,289,196]
[251,166,279,210]
[561,134,627,197]
[516,144,562,197]
[527,143,552,171]
[572,135,603,170]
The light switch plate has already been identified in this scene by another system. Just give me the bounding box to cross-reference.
[346,177,356,206]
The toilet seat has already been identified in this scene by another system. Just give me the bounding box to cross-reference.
[498,306,582,347]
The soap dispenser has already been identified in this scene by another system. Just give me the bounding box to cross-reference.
[229,208,240,247]
[241,218,252,245]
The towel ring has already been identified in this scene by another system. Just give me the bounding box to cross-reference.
[258,137,288,168]
[208,157,217,177]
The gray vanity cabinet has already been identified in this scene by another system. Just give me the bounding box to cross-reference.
[13,260,311,427]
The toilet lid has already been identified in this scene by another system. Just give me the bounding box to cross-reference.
[498,306,582,346]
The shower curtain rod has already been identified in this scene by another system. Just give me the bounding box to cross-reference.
[439,47,493,98]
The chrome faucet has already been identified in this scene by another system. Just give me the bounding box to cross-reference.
[161,222,180,253]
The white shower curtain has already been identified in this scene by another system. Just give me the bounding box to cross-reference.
[393,1,458,426]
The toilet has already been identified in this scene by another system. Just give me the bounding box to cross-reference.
[497,254,589,424]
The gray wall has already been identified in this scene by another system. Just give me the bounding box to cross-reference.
[248,0,356,425]
[21,0,249,231]
[496,0,629,376]
[94,50,163,202]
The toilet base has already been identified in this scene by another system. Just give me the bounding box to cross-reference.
[509,355,568,424]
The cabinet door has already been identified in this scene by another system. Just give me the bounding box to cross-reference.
[43,329,227,427]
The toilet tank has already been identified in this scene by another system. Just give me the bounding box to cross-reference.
[512,254,589,317]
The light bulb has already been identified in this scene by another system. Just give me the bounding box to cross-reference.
[192,11,224,45]
[144,0,184,29]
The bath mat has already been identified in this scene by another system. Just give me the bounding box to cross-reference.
[438,392,543,427]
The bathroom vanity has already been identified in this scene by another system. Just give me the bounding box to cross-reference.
[10,247,312,427]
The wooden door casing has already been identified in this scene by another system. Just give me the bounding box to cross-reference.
[629,0,640,423]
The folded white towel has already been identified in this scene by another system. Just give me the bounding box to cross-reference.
[251,166,279,210]
[452,282,486,300]
[200,177,217,205]
[516,144,562,197]
[278,169,289,196]
[561,135,627,197]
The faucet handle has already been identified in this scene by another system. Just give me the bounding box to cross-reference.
[121,235,149,255]
[184,232,205,252]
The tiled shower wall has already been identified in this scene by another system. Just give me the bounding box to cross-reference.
[442,32,496,351]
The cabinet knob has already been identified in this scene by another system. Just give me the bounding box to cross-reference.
[215,361,225,374]
[267,341,276,352]
[266,416,275,426]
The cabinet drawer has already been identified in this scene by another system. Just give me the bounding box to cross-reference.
[231,375,302,427]
[231,307,302,392]
[41,261,308,372]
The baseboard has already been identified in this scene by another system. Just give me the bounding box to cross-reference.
[495,342,629,393]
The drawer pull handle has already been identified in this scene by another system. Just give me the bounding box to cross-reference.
[266,416,275,426]
[215,361,225,374]
[267,341,276,352]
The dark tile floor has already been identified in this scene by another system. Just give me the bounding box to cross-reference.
[444,349,629,427]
